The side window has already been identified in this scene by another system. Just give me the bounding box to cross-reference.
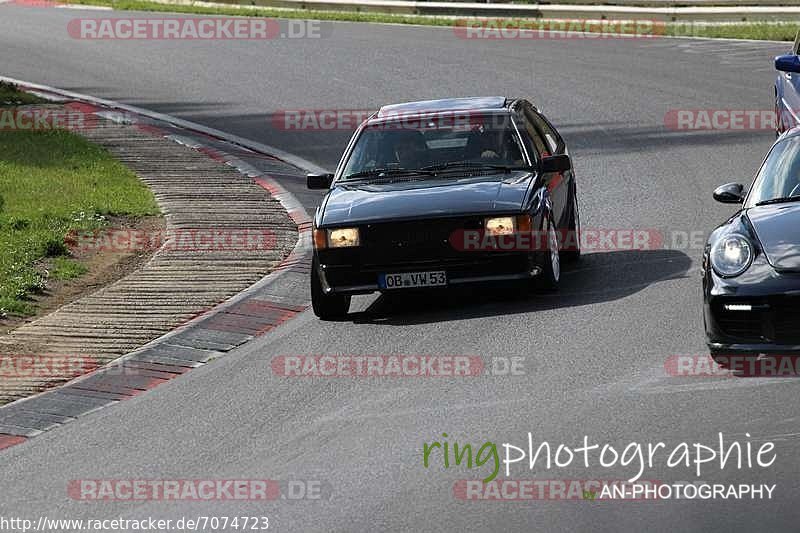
[528,109,563,155]
[522,107,549,157]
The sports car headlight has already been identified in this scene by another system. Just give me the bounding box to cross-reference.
[485,216,516,236]
[327,227,360,248]
[710,234,753,277]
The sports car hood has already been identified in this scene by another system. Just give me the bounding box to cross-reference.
[747,204,800,271]
[319,172,535,226]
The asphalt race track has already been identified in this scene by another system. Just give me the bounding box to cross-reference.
[0,5,796,531]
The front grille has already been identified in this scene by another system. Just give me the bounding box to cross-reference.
[770,300,800,343]
[714,297,800,343]
[361,217,483,263]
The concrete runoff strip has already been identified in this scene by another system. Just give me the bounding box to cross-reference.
[0,94,314,447]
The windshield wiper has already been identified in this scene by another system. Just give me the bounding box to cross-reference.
[421,161,532,173]
[342,167,435,180]
[755,195,800,206]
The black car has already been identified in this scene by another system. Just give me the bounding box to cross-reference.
[704,128,800,358]
[307,97,580,319]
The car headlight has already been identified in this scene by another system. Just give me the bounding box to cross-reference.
[484,215,532,237]
[485,216,516,236]
[710,233,753,277]
[327,227,360,248]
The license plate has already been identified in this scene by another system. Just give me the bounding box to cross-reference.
[378,271,447,290]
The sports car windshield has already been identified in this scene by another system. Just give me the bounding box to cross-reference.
[340,113,526,180]
[748,137,800,207]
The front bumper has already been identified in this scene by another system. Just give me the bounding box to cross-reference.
[317,251,542,295]
[704,259,800,354]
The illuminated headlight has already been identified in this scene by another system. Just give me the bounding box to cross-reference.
[327,227,360,248]
[710,234,753,277]
[484,216,516,236]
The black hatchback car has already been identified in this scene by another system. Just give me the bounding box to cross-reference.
[704,128,800,358]
[307,97,580,319]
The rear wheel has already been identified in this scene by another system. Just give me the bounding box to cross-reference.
[311,256,350,320]
[533,213,560,292]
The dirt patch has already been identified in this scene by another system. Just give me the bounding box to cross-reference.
[0,215,165,337]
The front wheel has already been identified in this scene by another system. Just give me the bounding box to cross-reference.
[311,256,350,320]
[532,213,560,292]
[561,190,581,263]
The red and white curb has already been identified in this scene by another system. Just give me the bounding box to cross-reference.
[0,80,317,451]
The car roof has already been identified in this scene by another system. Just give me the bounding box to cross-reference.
[375,97,509,119]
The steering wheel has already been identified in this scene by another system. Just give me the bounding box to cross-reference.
[790,182,800,197]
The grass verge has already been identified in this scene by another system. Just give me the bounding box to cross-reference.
[65,0,800,41]
[0,83,159,318]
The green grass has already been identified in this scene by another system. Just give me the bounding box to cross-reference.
[65,0,800,41]
[50,257,89,281]
[0,81,46,106]
[0,106,159,318]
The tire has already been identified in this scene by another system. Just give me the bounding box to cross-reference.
[561,188,581,263]
[311,256,350,320]
[533,213,560,292]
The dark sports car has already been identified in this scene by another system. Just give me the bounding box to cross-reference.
[704,128,800,358]
[306,96,580,319]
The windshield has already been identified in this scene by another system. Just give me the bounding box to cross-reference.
[340,113,526,179]
[747,137,800,207]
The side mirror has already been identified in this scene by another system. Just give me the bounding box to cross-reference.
[775,54,800,74]
[540,154,571,173]
[713,183,745,204]
[307,173,334,190]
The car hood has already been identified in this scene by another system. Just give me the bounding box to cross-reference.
[319,172,535,226]
[748,204,800,271]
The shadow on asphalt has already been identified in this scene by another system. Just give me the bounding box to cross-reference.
[348,249,693,325]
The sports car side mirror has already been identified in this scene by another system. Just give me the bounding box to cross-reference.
[540,154,571,173]
[307,173,334,190]
[775,54,800,74]
[713,183,745,204]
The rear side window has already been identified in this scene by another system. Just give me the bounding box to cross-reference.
[526,108,563,155]
[522,108,550,157]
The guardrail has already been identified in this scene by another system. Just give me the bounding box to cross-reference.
[205,0,800,22]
